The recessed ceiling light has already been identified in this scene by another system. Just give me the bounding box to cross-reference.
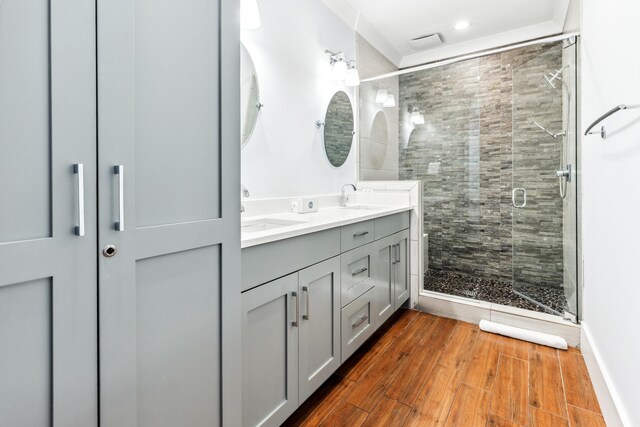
[454,20,470,31]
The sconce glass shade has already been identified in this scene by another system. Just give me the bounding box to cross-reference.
[383,94,396,107]
[375,88,388,104]
[241,0,261,29]
[410,109,425,125]
[345,68,360,86]
[332,60,348,81]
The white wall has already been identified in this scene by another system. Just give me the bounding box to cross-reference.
[581,0,640,425]
[241,0,357,198]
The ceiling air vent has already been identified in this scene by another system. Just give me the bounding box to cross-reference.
[408,33,443,51]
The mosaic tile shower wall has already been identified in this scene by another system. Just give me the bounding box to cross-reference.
[398,42,564,291]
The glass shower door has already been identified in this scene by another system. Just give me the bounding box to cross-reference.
[511,41,578,319]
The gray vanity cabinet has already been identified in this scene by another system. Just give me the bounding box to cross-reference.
[242,257,341,426]
[373,229,410,325]
[393,230,411,309]
[242,274,299,427]
[298,257,341,402]
[373,235,396,327]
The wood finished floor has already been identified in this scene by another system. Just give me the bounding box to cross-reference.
[283,309,605,427]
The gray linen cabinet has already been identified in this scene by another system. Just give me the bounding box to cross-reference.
[0,0,241,426]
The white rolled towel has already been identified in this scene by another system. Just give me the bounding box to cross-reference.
[479,319,568,350]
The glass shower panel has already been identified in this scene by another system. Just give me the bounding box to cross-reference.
[511,41,577,317]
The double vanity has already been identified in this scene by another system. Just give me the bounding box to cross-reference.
[241,202,412,427]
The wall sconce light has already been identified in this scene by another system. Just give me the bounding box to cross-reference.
[345,61,360,87]
[375,88,388,104]
[241,0,261,29]
[410,107,425,125]
[325,50,359,86]
[383,94,396,108]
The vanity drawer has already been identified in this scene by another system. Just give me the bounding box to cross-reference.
[340,243,375,307]
[374,211,410,240]
[341,287,375,363]
[340,220,375,252]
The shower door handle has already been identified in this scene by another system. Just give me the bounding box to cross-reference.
[512,188,527,208]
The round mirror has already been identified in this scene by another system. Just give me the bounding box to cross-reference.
[241,44,261,147]
[369,111,389,169]
[323,91,354,167]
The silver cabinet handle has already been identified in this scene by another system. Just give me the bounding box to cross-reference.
[391,244,398,264]
[396,244,401,263]
[291,291,299,327]
[302,286,310,320]
[114,165,125,231]
[512,188,527,208]
[73,164,85,236]
[352,267,368,276]
[353,231,369,237]
[352,315,368,328]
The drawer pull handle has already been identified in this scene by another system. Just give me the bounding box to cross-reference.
[352,315,368,328]
[302,286,310,320]
[291,291,299,327]
[73,164,85,236]
[353,231,369,237]
[352,267,368,276]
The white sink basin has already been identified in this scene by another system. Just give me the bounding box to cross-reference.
[241,218,306,233]
[339,205,385,211]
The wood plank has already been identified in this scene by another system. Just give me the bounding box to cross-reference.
[337,309,418,382]
[487,413,522,427]
[344,317,428,412]
[490,355,529,425]
[317,401,368,427]
[385,316,456,406]
[529,350,567,418]
[361,397,411,427]
[559,350,602,414]
[495,334,534,361]
[529,407,569,427]
[403,364,462,427]
[283,375,356,427]
[567,405,607,427]
[462,332,501,390]
[437,322,479,369]
[443,383,492,427]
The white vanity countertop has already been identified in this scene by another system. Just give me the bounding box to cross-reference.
[241,204,412,248]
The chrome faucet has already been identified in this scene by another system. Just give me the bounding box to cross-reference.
[340,184,357,207]
[241,185,250,213]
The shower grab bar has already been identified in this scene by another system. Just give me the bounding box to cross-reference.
[585,104,640,137]
[512,188,526,208]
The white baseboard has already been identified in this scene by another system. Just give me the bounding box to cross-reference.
[417,292,580,346]
[580,322,627,427]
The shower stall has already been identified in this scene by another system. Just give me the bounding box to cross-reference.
[359,36,579,320]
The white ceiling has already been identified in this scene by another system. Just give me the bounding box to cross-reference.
[322,0,572,68]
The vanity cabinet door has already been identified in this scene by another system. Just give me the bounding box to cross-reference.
[373,235,395,328]
[393,230,411,310]
[242,274,299,427]
[298,257,341,403]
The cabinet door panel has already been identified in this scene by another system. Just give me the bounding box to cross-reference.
[394,230,410,309]
[373,236,395,327]
[299,257,341,403]
[242,274,299,427]
[0,0,98,425]
[97,0,241,425]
